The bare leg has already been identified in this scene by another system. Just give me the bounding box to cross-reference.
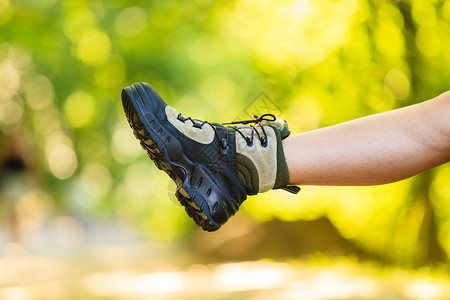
[283,91,450,186]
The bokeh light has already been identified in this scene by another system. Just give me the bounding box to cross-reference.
[111,123,142,163]
[0,61,20,100]
[45,131,78,179]
[63,7,97,41]
[24,76,54,110]
[114,7,148,37]
[63,90,96,128]
[75,29,111,66]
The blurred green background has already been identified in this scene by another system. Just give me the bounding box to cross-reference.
[1,0,450,299]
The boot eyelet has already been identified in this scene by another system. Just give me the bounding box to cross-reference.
[260,136,268,147]
[245,136,253,147]
[220,139,229,155]
[177,114,186,122]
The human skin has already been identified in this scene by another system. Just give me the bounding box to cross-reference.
[283,91,450,186]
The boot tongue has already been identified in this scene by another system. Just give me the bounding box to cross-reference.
[261,118,291,140]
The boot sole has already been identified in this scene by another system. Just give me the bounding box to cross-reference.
[121,83,226,232]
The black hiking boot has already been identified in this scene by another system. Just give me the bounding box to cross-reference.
[121,82,299,231]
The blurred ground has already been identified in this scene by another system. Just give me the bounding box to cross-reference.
[0,220,449,300]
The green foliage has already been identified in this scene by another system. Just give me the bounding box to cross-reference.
[0,0,449,265]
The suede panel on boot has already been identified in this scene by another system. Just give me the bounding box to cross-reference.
[235,125,278,193]
[165,105,215,144]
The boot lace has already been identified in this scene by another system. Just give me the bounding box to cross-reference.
[176,113,277,155]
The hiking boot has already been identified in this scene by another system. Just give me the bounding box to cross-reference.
[121,82,300,231]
